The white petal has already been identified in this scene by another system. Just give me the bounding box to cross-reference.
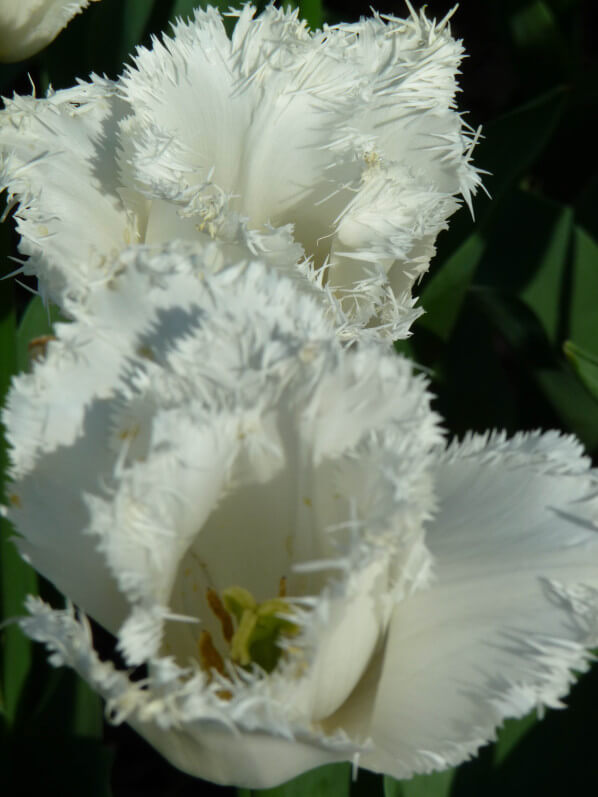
[0,0,98,62]
[8,398,129,633]
[118,6,480,339]
[343,10,479,202]
[131,719,347,789]
[121,6,351,249]
[19,597,353,788]
[0,76,133,301]
[354,431,598,778]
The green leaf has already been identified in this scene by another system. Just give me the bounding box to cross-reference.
[121,0,159,51]
[0,242,38,725]
[419,88,567,341]
[300,0,324,29]
[493,712,537,767]
[170,0,202,20]
[473,190,574,345]
[564,341,598,401]
[240,763,351,797]
[509,0,562,53]
[417,231,485,340]
[567,225,598,353]
[384,770,455,797]
[576,171,598,240]
[472,288,598,454]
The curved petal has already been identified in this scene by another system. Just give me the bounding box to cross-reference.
[131,719,347,789]
[0,76,133,301]
[20,596,356,790]
[341,8,479,203]
[118,6,480,339]
[4,240,319,634]
[121,6,353,245]
[8,398,129,633]
[355,431,598,778]
[0,0,97,62]
[328,162,460,324]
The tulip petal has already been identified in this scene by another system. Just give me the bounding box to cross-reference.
[117,5,480,339]
[355,431,598,778]
[0,0,97,63]
[0,76,134,301]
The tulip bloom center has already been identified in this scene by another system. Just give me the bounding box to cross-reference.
[198,584,299,677]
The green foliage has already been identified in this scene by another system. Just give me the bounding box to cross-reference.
[564,341,598,401]
[240,763,351,797]
[385,770,455,797]
[0,226,37,726]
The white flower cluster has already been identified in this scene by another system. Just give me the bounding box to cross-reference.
[2,4,598,791]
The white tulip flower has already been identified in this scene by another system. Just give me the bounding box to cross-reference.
[0,3,480,340]
[0,0,99,62]
[5,241,598,788]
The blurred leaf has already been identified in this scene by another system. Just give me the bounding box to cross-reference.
[171,0,233,19]
[509,0,562,52]
[300,0,324,29]
[87,0,158,73]
[438,86,567,258]
[564,340,598,401]
[0,232,38,725]
[240,763,351,797]
[473,190,573,344]
[567,225,598,352]
[121,0,159,51]
[352,769,384,796]
[492,712,537,766]
[419,88,567,340]
[472,288,598,454]
[417,232,485,340]
[576,172,598,240]
[517,199,573,343]
[170,0,204,20]
[40,0,159,86]
[384,770,455,797]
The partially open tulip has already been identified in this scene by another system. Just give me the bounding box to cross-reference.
[6,240,598,788]
[0,4,479,340]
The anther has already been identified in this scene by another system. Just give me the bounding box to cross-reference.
[206,588,234,642]
[198,630,226,677]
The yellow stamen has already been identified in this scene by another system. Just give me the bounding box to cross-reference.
[229,609,258,666]
[222,586,298,673]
